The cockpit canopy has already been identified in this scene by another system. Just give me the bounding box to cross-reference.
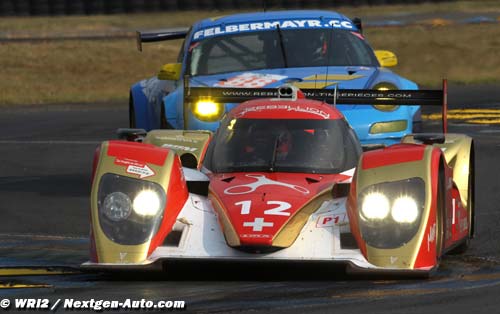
[204,116,361,174]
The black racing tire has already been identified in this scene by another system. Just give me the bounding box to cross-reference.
[436,161,445,259]
[129,92,136,128]
[449,238,470,255]
[448,143,475,254]
[468,142,476,238]
[160,103,173,130]
[412,108,423,133]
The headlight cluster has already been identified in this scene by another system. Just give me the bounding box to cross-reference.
[191,99,224,122]
[358,178,425,249]
[361,193,419,224]
[372,83,399,112]
[98,174,166,245]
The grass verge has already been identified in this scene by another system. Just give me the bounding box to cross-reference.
[1,0,500,105]
[1,1,500,34]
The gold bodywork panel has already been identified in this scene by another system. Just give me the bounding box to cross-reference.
[402,133,473,208]
[209,190,241,247]
[209,187,333,249]
[273,188,333,247]
[355,146,434,268]
[144,130,212,169]
[91,141,175,264]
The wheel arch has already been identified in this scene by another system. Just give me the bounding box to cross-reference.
[130,83,152,130]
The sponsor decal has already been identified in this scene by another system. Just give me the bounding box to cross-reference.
[192,19,354,41]
[161,143,198,152]
[339,91,413,99]
[240,233,272,239]
[452,198,456,224]
[224,174,309,195]
[154,136,200,143]
[236,104,330,119]
[115,157,144,168]
[217,73,287,88]
[427,222,436,252]
[316,213,346,228]
[126,165,155,179]
[114,158,155,179]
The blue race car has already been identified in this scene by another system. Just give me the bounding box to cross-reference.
[130,10,420,146]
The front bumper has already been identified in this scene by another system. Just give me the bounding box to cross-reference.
[336,105,420,146]
[81,257,434,278]
[83,194,434,277]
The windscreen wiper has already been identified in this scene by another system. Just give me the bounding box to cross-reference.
[276,25,288,68]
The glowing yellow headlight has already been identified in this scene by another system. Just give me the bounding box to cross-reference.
[391,196,419,223]
[133,190,161,217]
[192,99,224,122]
[373,84,399,112]
[361,192,390,220]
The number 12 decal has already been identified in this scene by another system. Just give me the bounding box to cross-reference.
[235,200,291,216]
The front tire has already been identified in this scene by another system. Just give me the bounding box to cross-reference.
[129,92,136,128]
[436,162,445,259]
[468,143,475,238]
[160,103,173,129]
[448,144,474,254]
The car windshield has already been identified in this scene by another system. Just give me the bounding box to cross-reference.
[206,118,361,174]
[188,28,378,76]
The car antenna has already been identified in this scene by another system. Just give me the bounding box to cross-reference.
[263,0,266,12]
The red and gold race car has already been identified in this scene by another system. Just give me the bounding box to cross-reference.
[83,83,474,276]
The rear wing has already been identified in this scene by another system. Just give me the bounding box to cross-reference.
[184,79,449,133]
[136,27,189,51]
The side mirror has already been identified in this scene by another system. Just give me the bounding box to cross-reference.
[352,17,362,34]
[116,128,147,142]
[158,63,182,80]
[374,50,398,67]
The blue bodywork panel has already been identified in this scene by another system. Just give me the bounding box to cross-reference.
[130,10,420,146]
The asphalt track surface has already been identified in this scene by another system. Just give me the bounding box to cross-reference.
[2,85,500,313]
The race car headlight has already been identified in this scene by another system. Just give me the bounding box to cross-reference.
[372,83,399,112]
[191,99,224,122]
[97,174,166,245]
[361,192,390,220]
[358,177,425,249]
[391,196,419,223]
[102,192,132,222]
[373,104,399,112]
[133,190,161,217]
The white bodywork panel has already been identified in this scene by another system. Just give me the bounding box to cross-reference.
[141,193,378,270]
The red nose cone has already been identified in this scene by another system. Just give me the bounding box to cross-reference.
[209,172,351,247]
